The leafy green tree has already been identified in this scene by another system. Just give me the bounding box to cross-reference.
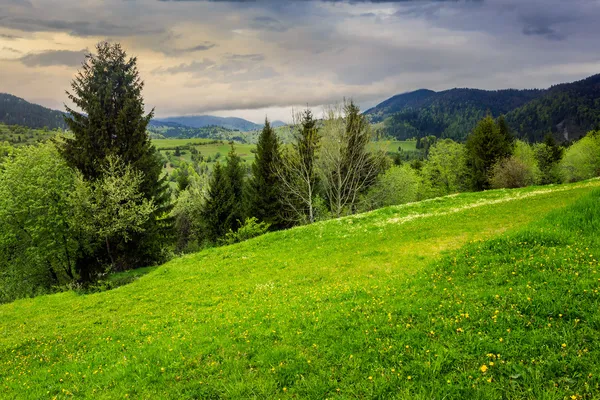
[245,118,283,229]
[0,143,77,302]
[465,115,514,191]
[560,130,600,183]
[69,156,156,277]
[421,139,468,197]
[60,41,171,269]
[360,164,419,211]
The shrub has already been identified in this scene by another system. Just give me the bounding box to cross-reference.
[490,156,537,189]
[360,164,419,211]
[560,131,600,183]
[220,217,271,245]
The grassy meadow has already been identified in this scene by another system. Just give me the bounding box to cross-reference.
[153,138,416,175]
[2,180,600,398]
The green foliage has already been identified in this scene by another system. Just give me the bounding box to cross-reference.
[0,142,77,302]
[69,156,156,276]
[0,123,58,146]
[465,115,515,191]
[2,181,600,398]
[360,164,419,211]
[490,140,543,189]
[245,119,284,229]
[534,134,564,184]
[171,178,207,253]
[60,42,172,270]
[560,130,600,183]
[220,217,271,245]
[421,139,469,197]
[201,146,246,244]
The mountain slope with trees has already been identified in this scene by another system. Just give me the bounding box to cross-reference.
[368,73,600,142]
[0,93,67,130]
[155,116,287,132]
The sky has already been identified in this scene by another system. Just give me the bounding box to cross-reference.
[1,0,600,123]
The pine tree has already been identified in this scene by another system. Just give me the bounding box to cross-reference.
[245,118,283,229]
[224,144,246,233]
[201,162,233,243]
[465,115,514,191]
[60,42,171,271]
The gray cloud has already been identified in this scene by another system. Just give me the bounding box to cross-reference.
[2,47,21,54]
[2,17,163,37]
[0,33,20,40]
[2,0,600,121]
[160,41,217,56]
[20,49,87,67]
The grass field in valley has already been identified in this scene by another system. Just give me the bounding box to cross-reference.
[2,180,600,399]
[152,139,416,175]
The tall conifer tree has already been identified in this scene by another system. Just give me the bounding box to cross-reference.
[60,42,171,269]
[465,115,514,191]
[245,118,283,229]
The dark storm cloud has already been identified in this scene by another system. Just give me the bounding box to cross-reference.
[20,49,87,67]
[2,17,163,37]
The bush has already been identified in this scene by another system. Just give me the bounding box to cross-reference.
[490,156,537,189]
[360,164,419,211]
[220,217,271,245]
[560,131,600,183]
[421,139,469,197]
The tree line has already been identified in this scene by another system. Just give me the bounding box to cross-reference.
[1,42,599,303]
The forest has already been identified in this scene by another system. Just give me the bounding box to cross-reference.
[1,42,600,303]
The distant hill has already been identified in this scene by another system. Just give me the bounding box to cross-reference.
[0,93,67,130]
[154,116,286,132]
[367,74,600,142]
[366,88,543,141]
[156,116,261,132]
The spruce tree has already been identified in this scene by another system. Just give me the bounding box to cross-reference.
[245,118,283,229]
[202,162,233,243]
[60,42,171,270]
[465,115,514,191]
[224,144,246,233]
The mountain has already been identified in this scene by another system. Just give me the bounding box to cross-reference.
[366,88,543,141]
[365,89,436,122]
[156,115,262,131]
[0,93,67,130]
[506,74,600,142]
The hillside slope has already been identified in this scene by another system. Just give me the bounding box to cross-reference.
[2,181,600,398]
[0,93,67,130]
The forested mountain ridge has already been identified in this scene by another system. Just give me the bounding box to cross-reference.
[0,93,67,130]
[506,73,600,142]
[368,73,600,142]
[366,87,543,141]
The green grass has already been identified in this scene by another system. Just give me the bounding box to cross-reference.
[0,123,57,146]
[152,138,219,150]
[2,180,600,398]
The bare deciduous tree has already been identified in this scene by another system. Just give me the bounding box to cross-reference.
[275,109,321,224]
[319,101,385,218]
